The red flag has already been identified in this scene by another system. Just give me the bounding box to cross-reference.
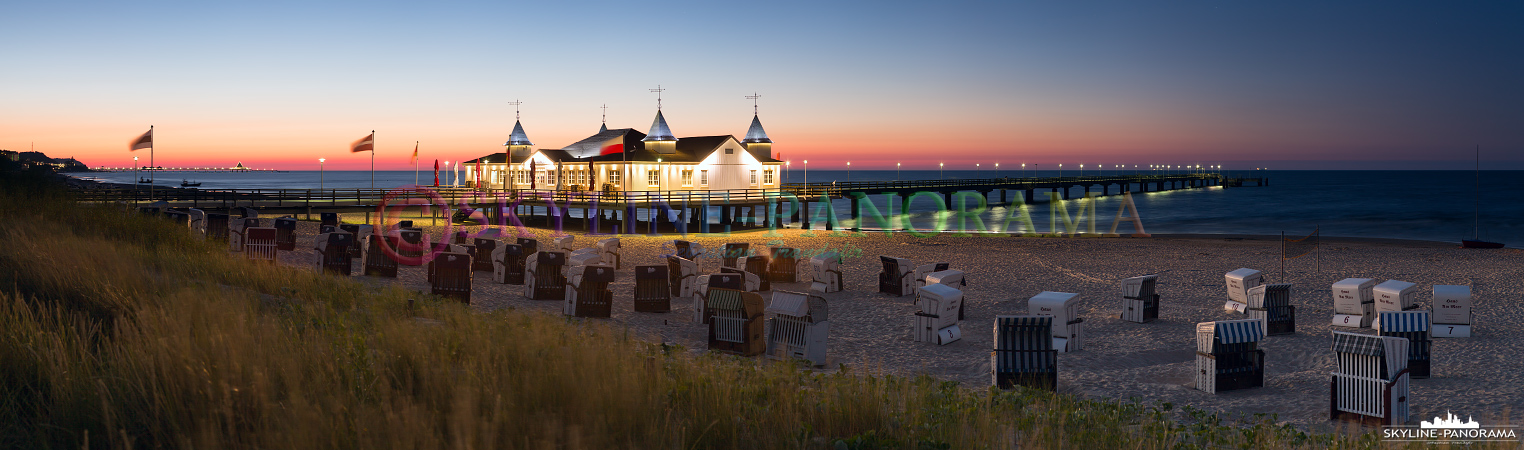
[410,142,419,164]
[351,132,375,153]
[475,159,482,186]
[433,159,439,187]
[129,127,153,151]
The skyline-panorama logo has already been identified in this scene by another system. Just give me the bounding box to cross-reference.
[1385,412,1519,445]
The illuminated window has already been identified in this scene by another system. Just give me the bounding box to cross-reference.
[763,169,773,184]
[700,170,708,186]
[647,169,660,187]
[681,169,693,186]
[750,170,758,185]
[607,169,620,185]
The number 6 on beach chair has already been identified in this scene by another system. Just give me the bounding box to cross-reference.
[992,315,1058,391]
[1329,331,1410,426]
[1332,278,1377,328]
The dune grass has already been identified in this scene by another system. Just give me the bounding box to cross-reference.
[0,173,1491,449]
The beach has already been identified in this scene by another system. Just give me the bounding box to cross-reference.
[270,219,1521,430]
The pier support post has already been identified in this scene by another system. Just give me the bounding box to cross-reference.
[943,191,954,209]
[624,205,636,235]
[1025,189,1034,204]
[850,196,861,232]
[800,202,810,230]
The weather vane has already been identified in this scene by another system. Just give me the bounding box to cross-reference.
[507,99,523,120]
[746,92,761,115]
[649,85,665,110]
[601,103,608,124]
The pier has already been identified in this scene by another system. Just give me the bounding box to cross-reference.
[72,173,1265,233]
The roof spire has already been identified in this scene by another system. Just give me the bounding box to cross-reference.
[599,104,608,133]
[743,93,771,144]
[649,85,665,110]
[507,99,523,120]
[746,92,761,116]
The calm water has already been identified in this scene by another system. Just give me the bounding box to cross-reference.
[73,169,1522,246]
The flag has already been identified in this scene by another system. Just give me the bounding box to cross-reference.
[475,159,482,186]
[351,132,375,153]
[129,128,153,151]
[410,142,419,164]
[433,159,439,186]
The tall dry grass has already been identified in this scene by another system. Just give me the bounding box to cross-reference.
[0,176,1493,449]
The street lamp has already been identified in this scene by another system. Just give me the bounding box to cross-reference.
[847,161,851,182]
[319,158,326,190]
[1059,163,1063,178]
[1080,163,1084,177]
[994,162,999,177]
[1021,163,1025,178]
[896,162,901,181]
[939,162,944,180]
[803,160,808,186]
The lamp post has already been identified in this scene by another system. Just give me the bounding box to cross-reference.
[133,156,139,200]
[1021,163,1025,178]
[803,160,808,186]
[847,161,851,182]
[319,158,326,190]
[939,162,944,180]
[786,160,791,183]
[896,162,901,181]
[995,162,999,177]
[1059,163,1063,178]
[1080,163,1084,177]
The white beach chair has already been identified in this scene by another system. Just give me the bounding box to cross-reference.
[914,262,951,290]
[992,315,1058,391]
[1247,283,1295,335]
[1224,268,1262,313]
[553,235,577,254]
[765,290,830,366]
[808,252,843,293]
[312,231,354,275]
[1377,311,1431,379]
[912,283,962,345]
[665,239,705,261]
[703,288,766,356]
[524,251,568,300]
[1194,319,1265,394]
[229,218,259,252]
[1431,285,1472,338]
[243,226,278,263]
[490,243,525,284]
[720,267,762,292]
[564,248,602,275]
[596,237,621,269]
[1120,274,1160,323]
[1329,331,1410,426]
[1029,291,1084,352]
[1332,278,1377,328]
[693,272,745,323]
[923,269,968,319]
[564,263,616,318]
[1372,280,1420,323]
[187,208,206,237]
[667,255,699,301]
[878,256,915,297]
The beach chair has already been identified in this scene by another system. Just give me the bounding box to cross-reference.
[878,256,916,297]
[667,255,699,299]
[809,252,843,293]
[1194,319,1265,394]
[633,265,671,313]
[566,248,602,271]
[596,238,621,269]
[273,217,298,251]
[235,207,259,219]
[490,243,525,284]
[244,227,279,263]
[339,224,371,259]
[766,246,800,283]
[1377,311,1431,379]
[205,213,230,243]
[320,212,339,227]
[313,231,353,276]
[765,290,830,366]
[722,243,750,269]
[1332,278,1377,328]
[517,237,538,256]
[913,283,963,345]
[524,251,568,300]
[1247,283,1295,335]
[553,235,577,254]
[471,238,497,272]
[694,273,745,323]
[429,252,472,303]
[165,210,192,228]
[924,269,967,319]
[564,264,616,318]
[992,315,1059,391]
[1329,331,1411,426]
[1029,291,1084,352]
[187,209,206,237]
[703,288,766,356]
[720,267,762,292]
[1373,280,1421,319]
[1224,268,1262,313]
[1120,274,1160,323]
[1431,285,1472,338]
[362,235,399,277]
[914,262,951,289]
[667,239,705,260]
[229,218,259,252]
[742,256,771,291]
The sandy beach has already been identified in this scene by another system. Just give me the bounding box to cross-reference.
[270,218,1523,431]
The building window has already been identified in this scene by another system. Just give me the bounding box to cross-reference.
[763,169,774,185]
[750,170,758,185]
[700,170,708,186]
[648,169,660,187]
[681,169,693,186]
[726,148,734,154]
[547,172,556,185]
[608,169,621,185]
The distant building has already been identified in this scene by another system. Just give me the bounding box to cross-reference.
[0,150,17,162]
[463,108,782,192]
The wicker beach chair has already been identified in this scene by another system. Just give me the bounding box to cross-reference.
[765,290,830,366]
[205,213,230,243]
[273,217,298,251]
[314,231,353,276]
[1224,268,1262,313]
[633,265,671,313]
[524,251,568,300]
[320,212,338,227]
[809,252,843,293]
[564,264,616,318]
[596,238,621,269]
[471,238,497,272]
[362,235,399,278]
[1247,283,1295,335]
[187,209,206,237]
[1029,291,1084,352]
[913,262,950,290]
[766,246,799,283]
[878,256,915,297]
[923,269,967,319]
[553,235,577,254]
[720,267,761,292]
[490,243,525,284]
[1120,274,1160,323]
[566,248,602,271]
[1373,280,1420,316]
[913,283,963,345]
[1194,319,1265,394]
[339,224,371,259]
[992,315,1058,391]
[244,227,278,263]
[693,273,745,323]
[229,218,260,252]
[703,288,766,356]
[430,252,472,303]
[395,229,425,265]
[667,255,699,299]
[722,243,750,269]
[1332,278,1377,328]
[1431,285,1472,338]
[1329,331,1411,426]
[1377,311,1431,379]
[667,239,704,260]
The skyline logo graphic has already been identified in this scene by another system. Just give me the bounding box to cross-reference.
[1421,412,1481,429]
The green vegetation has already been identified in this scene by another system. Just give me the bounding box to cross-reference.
[0,173,1477,449]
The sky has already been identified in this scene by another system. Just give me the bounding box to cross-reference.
[2,1,1521,170]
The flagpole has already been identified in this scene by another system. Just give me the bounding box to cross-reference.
[414,141,419,186]
[370,130,376,191]
[148,125,154,201]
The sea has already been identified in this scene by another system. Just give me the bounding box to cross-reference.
[73,169,1523,247]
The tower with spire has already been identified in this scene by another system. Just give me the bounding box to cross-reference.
[505,100,534,159]
[641,85,678,154]
[742,92,772,159]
